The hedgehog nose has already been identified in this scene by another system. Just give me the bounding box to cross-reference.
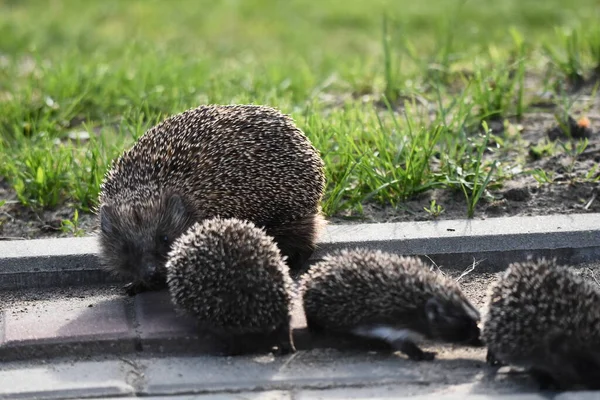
[143,271,155,282]
[142,263,158,282]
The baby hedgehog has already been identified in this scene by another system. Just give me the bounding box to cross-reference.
[482,258,600,391]
[166,217,296,356]
[97,104,326,295]
[300,248,482,361]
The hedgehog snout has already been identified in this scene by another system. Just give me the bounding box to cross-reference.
[453,316,482,346]
[430,318,482,346]
[140,258,161,284]
[425,298,482,345]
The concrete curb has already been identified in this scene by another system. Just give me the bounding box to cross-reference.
[1,213,600,290]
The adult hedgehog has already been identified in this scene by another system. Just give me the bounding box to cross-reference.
[97,104,326,295]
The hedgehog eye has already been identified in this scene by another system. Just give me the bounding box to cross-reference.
[162,235,169,243]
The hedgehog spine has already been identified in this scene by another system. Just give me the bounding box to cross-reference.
[166,217,296,356]
[300,248,482,361]
[481,257,600,391]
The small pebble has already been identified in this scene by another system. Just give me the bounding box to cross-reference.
[68,130,91,141]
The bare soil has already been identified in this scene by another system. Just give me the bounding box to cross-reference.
[1,91,599,240]
[332,95,600,224]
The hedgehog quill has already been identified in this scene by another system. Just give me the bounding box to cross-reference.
[300,248,483,361]
[97,104,326,295]
[482,258,600,391]
[166,217,296,356]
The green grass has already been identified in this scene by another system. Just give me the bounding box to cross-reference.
[0,0,599,219]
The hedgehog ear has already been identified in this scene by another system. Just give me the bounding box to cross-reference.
[100,205,115,234]
[166,194,188,222]
[425,297,445,324]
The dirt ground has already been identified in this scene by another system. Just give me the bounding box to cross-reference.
[332,93,600,225]
[0,88,599,239]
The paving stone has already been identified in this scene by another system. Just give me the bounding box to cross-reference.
[296,388,548,400]
[134,291,312,355]
[1,353,589,400]
[134,290,225,354]
[134,290,196,340]
[137,352,486,395]
[118,392,292,400]
[295,384,428,399]
[0,294,136,361]
[0,359,134,399]
[0,237,116,290]
[555,392,600,400]
[132,290,389,356]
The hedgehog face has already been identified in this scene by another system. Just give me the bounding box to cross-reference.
[424,297,482,346]
[98,193,197,288]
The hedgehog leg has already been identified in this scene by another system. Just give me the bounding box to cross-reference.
[486,349,505,367]
[391,339,436,361]
[273,321,297,355]
[123,281,151,296]
[352,325,436,361]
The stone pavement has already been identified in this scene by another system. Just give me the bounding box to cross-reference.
[1,352,598,399]
[1,279,600,399]
[0,270,502,362]
[0,286,394,361]
[1,218,600,399]
[0,288,223,361]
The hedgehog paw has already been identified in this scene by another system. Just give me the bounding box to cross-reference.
[123,281,149,296]
[486,349,505,367]
[272,323,297,355]
[394,340,436,361]
[415,350,437,361]
[274,342,297,356]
